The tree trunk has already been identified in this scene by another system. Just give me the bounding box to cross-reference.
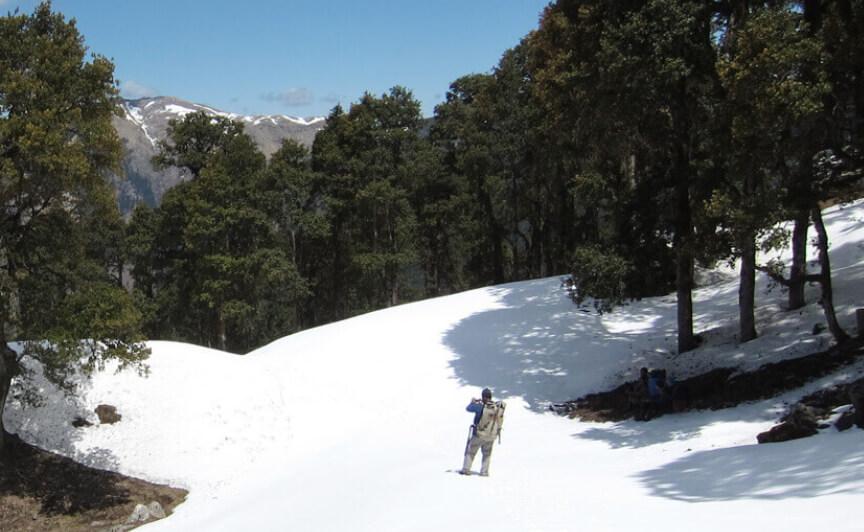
[672,94,696,354]
[676,249,696,353]
[811,206,850,343]
[481,190,505,285]
[674,187,695,353]
[788,210,809,310]
[739,166,759,342]
[291,229,298,267]
[387,258,398,308]
[0,344,16,454]
[739,235,758,342]
[850,380,864,428]
[219,312,228,352]
[331,215,348,321]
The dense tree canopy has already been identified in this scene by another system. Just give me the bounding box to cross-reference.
[4,1,863,439]
[148,113,309,352]
[0,3,148,452]
[310,88,426,319]
[128,0,862,355]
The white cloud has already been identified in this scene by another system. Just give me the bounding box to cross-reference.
[261,88,315,107]
[120,80,160,100]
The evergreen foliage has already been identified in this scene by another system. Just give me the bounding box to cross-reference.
[531,0,721,353]
[0,2,149,452]
[4,0,862,431]
[566,246,634,314]
[310,88,425,321]
[148,113,309,352]
[130,0,862,355]
[710,4,830,341]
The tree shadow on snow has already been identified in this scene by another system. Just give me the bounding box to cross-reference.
[574,419,705,450]
[443,224,864,413]
[443,279,679,410]
[4,356,124,473]
[570,396,784,448]
[635,433,864,501]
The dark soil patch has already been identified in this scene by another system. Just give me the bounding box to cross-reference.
[556,337,864,423]
[0,432,187,531]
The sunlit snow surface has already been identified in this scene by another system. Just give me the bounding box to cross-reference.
[5,200,864,531]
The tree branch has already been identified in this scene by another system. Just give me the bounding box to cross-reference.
[755,264,820,286]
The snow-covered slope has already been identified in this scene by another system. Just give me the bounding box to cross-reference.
[5,200,864,531]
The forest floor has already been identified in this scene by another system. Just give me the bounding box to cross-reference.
[557,336,864,425]
[0,433,187,532]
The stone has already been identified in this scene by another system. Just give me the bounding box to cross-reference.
[147,501,166,519]
[835,410,856,432]
[72,416,93,428]
[757,421,818,443]
[757,404,819,444]
[95,404,122,424]
[780,403,820,425]
[125,504,152,524]
[122,501,166,526]
[848,379,864,429]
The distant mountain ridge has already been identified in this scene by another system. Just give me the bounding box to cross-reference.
[111,96,326,214]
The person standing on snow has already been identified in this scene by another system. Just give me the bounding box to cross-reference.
[460,387,504,476]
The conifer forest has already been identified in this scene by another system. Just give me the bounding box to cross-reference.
[1,0,863,368]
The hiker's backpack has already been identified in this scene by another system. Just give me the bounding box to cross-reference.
[475,400,506,442]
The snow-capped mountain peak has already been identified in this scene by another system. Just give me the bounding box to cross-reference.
[112,96,326,214]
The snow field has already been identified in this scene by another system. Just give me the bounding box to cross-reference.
[4,200,864,531]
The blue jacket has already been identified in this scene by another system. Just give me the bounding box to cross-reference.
[467,401,484,425]
[647,377,660,398]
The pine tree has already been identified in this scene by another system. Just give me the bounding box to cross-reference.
[408,135,472,296]
[801,0,864,344]
[150,114,309,351]
[152,112,245,179]
[262,139,325,271]
[532,0,720,353]
[125,203,160,336]
[713,4,830,342]
[126,202,158,300]
[0,3,148,452]
[311,89,423,320]
[432,74,510,286]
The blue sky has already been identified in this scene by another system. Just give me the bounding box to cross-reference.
[3,0,549,118]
